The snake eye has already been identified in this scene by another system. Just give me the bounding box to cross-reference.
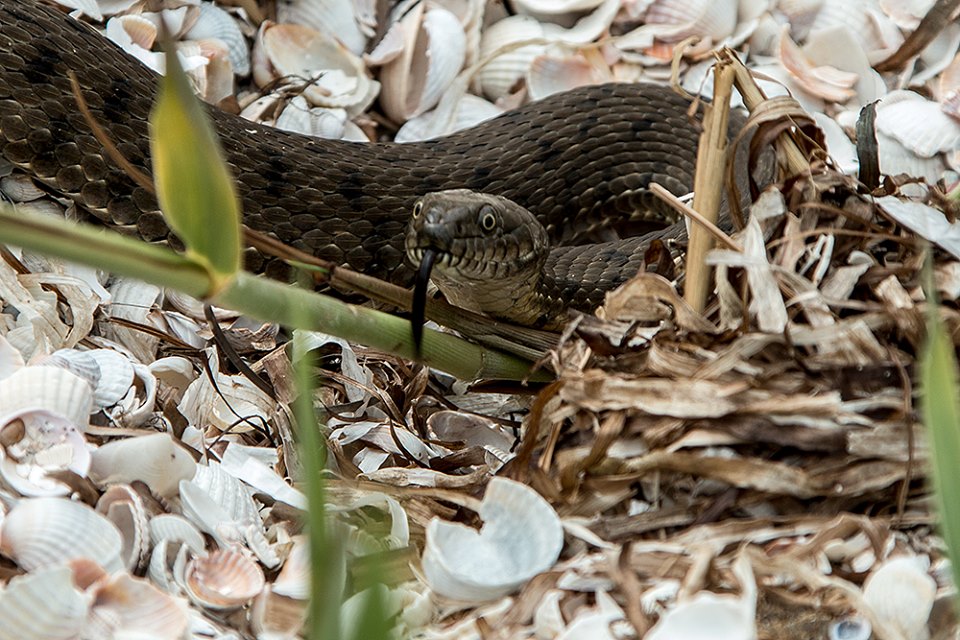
[412,200,423,219]
[480,207,497,233]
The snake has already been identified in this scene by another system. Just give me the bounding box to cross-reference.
[0,1,749,328]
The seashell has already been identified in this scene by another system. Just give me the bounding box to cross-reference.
[96,484,152,572]
[276,97,369,141]
[183,548,266,610]
[0,565,90,640]
[34,348,100,389]
[182,38,236,105]
[876,90,960,158]
[645,590,756,640]
[527,52,609,101]
[250,587,309,639]
[149,356,198,406]
[477,15,548,100]
[0,366,94,427]
[641,0,739,43]
[513,0,610,17]
[184,2,250,76]
[103,278,164,364]
[88,433,197,499]
[421,477,563,602]
[180,462,262,547]
[0,334,24,379]
[0,497,124,572]
[84,572,189,640]
[862,556,936,640]
[813,113,859,175]
[53,0,103,20]
[272,536,310,600]
[150,513,207,553]
[104,361,157,428]
[878,0,935,30]
[876,132,947,185]
[395,93,502,142]
[254,22,379,117]
[178,353,276,433]
[84,348,135,409]
[808,0,903,64]
[829,616,872,640]
[147,536,196,597]
[277,0,368,55]
[778,27,858,103]
[0,407,91,497]
[374,4,467,122]
[105,14,163,74]
[802,25,887,106]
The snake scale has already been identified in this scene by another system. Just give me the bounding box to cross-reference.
[0,1,747,326]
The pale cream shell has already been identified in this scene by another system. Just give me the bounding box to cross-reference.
[477,15,547,100]
[84,572,189,640]
[277,0,369,55]
[0,366,93,428]
[0,565,90,640]
[184,548,266,610]
[96,484,152,572]
[863,556,936,639]
[421,477,563,602]
[184,1,250,76]
[0,407,91,498]
[88,432,197,499]
[0,497,124,572]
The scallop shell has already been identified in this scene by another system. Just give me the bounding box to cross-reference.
[394,93,501,142]
[527,52,609,101]
[83,349,135,408]
[180,462,261,542]
[0,497,124,572]
[272,536,310,600]
[84,572,189,640]
[96,484,152,572]
[88,433,197,499]
[863,556,936,640]
[0,566,90,640]
[254,22,379,116]
[421,477,563,602]
[150,513,207,552]
[513,0,609,16]
[104,361,157,428]
[778,27,858,103]
[184,548,266,610]
[876,90,960,158]
[375,4,466,122]
[276,97,369,141]
[0,366,94,427]
[277,0,368,55]
[184,2,249,76]
[477,15,547,100]
[808,0,903,64]
[103,278,164,364]
[0,407,91,497]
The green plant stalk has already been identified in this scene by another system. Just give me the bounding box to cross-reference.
[920,256,960,610]
[0,208,546,381]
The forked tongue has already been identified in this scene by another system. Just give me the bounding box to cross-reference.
[411,248,437,357]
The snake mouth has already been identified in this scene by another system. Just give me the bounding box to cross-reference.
[411,247,438,356]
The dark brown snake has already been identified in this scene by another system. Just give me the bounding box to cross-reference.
[0,1,748,327]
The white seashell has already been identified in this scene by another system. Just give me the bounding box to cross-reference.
[778,27,858,103]
[803,26,887,106]
[277,0,368,55]
[184,2,250,76]
[149,356,198,406]
[808,0,903,64]
[421,477,563,602]
[878,0,935,30]
[395,93,502,142]
[478,15,547,100]
[250,587,309,639]
[0,366,94,428]
[863,556,936,640]
[150,514,207,552]
[813,113,859,175]
[84,572,189,640]
[147,536,196,597]
[178,352,276,433]
[645,590,757,640]
[877,91,960,158]
[53,0,103,21]
[276,97,369,141]
[180,462,262,548]
[376,4,467,122]
[84,348,134,408]
[255,22,379,116]
[0,497,124,572]
[103,278,164,364]
[527,52,609,101]
[876,132,947,185]
[0,408,91,497]
[34,348,100,390]
[0,565,90,640]
[105,15,163,74]
[0,334,24,380]
[642,0,739,43]
[272,536,310,600]
[829,616,872,640]
[88,433,197,498]
[184,548,266,610]
[96,484,152,572]
[513,0,609,16]
[183,38,236,105]
[103,361,157,428]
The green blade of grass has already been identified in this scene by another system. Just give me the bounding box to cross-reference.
[150,45,241,288]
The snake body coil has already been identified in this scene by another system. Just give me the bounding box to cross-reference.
[0,1,723,323]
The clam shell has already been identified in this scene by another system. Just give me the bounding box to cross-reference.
[0,407,91,497]
[0,566,90,640]
[376,4,467,122]
[180,462,261,545]
[103,362,157,428]
[103,278,164,364]
[272,536,310,600]
[778,27,858,103]
[147,537,195,596]
[105,15,163,74]
[527,52,609,101]
[477,15,547,100]
[255,22,379,116]
[808,0,903,63]
[88,433,197,498]
[277,0,368,55]
[877,91,960,158]
[0,366,93,427]
[863,556,936,639]
[85,572,189,640]
[150,513,207,553]
[394,93,501,142]
[96,484,152,572]
[421,477,563,602]
[184,548,266,610]
[184,2,249,76]
[276,97,369,141]
[0,497,124,572]
[86,348,135,408]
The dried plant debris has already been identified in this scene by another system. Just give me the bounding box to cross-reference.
[0,0,958,638]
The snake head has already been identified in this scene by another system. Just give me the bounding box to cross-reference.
[405,189,550,352]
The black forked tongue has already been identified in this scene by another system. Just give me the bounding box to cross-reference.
[411,248,437,357]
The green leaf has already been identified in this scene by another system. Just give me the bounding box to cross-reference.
[920,254,960,610]
[149,44,241,290]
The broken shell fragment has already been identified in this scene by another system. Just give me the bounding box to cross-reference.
[88,433,197,499]
[0,366,93,428]
[96,484,152,572]
[0,408,91,498]
[421,477,563,602]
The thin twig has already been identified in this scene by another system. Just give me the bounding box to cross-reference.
[649,183,741,251]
